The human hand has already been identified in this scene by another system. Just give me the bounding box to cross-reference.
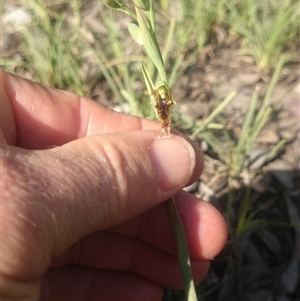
[0,70,227,301]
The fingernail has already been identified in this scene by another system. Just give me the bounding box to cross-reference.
[149,136,195,191]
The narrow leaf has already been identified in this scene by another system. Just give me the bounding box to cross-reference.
[102,0,124,9]
[142,61,154,94]
[102,0,135,18]
[132,0,150,10]
[135,7,167,82]
[168,197,198,301]
[128,23,144,45]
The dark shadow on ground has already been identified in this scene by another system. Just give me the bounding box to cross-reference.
[163,169,300,301]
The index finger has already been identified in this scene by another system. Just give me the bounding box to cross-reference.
[0,69,160,149]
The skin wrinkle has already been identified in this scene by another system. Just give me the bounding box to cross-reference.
[0,132,10,157]
[6,74,79,148]
[101,107,127,134]
[1,74,17,144]
[132,216,171,277]
[39,133,145,237]
[101,108,111,134]
[102,137,156,219]
[136,209,151,243]
[14,83,44,145]
[76,136,147,228]
[2,146,81,274]
[76,139,121,228]
[2,207,48,280]
[99,140,137,223]
[56,91,84,145]
[0,153,56,278]
[126,235,139,274]
[128,239,180,287]
[71,238,85,267]
[47,92,81,146]
[51,153,102,234]
[9,140,117,270]
[78,95,90,138]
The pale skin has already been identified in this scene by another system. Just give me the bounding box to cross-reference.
[0,70,227,301]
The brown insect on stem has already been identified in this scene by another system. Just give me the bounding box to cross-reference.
[153,87,175,134]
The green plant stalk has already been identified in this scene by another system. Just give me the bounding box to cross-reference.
[236,185,252,236]
[191,90,237,139]
[93,45,125,105]
[235,89,259,156]
[168,197,198,301]
[225,53,289,235]
[201,90,237,126]
[261,54,286,109]
[103,1,199,299]
[19,0,88,95]
[226,181,235,234]
[167,53,184,88]
[103,10,140,114]
[102,0,137,19]
[134,6,167,82]
[238,210,300,233]
[249,106,272,148]
[140,5,198,298]
[265,138,287,161]
[161,17,176,66]
[227,0,299,71]
[230,89,259,176]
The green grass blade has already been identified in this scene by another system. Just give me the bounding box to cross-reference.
[128,23,144,45]
[235,88,259,157]
[191,91,237,139]
[168,197,198,301]
[135,6,167,82]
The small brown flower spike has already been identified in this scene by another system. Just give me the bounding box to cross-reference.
[153,85,175,134]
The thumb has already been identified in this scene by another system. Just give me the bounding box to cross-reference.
[1,130,202,279]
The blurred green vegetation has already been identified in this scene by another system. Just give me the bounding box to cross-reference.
[3,0,299,97]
